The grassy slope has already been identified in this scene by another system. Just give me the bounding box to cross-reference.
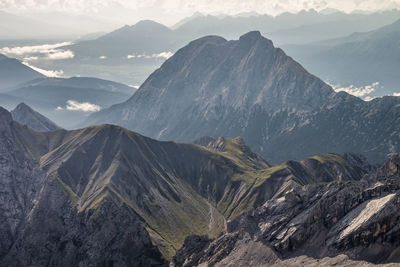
[15,124,367,260]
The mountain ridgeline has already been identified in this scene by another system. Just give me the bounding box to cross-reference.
[0,74,135,128]
[11,103,61,131]
[85,31,400,164]
[173,154,400,266]
[0,107,374,265]
[0,54,44,90]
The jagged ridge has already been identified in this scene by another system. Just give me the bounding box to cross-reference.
[0,107,372,263]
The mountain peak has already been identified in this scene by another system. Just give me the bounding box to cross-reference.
[86,31,334,159]
[239,31,274,48]
[239,30,262,41]
[14,102,33,112]
[189,35,227,46]
[11,103,61,131]
[132,20,171,31]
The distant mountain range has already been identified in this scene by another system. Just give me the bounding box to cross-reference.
[0,106,375,265]
[283,18,400,96]
[0,57,135,128]
[85,31,400,164]
[0,54,44,90]
[3,9,399,90]
[173,9,400,44]
[52,9,400,92]
[67,9,400,58]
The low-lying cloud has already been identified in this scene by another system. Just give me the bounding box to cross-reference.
[329,82,382,101]
[393,93,400,97]
[23,56,39,61]
[57,100,101,112]
[0,42,71,55]
[127,51,173,59]
[22,62,64,77]
[46,50,75,60]
[0,42,74,60]
[331,82,379,97]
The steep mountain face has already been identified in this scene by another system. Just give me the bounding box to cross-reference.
[0,107,372,264]
[11,103,62,131]
[0,107,46,259]
[283,19,400,96]
[172,154,400,266]
[0,109,167,265]
[87,31,334,136]
[0,55,45,91]
[85,31,400,164]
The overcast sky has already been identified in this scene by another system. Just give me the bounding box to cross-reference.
[1,0,400,25]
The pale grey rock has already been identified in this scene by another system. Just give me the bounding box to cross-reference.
[172,154,400,266]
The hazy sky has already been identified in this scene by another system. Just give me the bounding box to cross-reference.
[1,0,400,25]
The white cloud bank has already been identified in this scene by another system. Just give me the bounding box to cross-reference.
[57,100,101,112]
[332,82,379,97]
[46,50,75,60]
[330,82,382,101]
[22,62,64,77]
[0,42,71,55]
[393,93,400,97]
[0,42,74,60]
[127,52,173,59]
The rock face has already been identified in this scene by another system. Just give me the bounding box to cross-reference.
[85,31,400,164]
[172,154,400,266]
[11,103,62,131]
[0,107,46,259]
[0,107,374,265]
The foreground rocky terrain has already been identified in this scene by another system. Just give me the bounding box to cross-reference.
[0,105,378,265]
[172,154,400,266]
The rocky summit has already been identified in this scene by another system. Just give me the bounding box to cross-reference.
[11,102,62,131]
[85,31,400,164]
[172,154,400,266]
[0,106,377,266]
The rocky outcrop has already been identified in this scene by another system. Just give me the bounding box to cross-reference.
[2,181,165,266]
[172,154,400,266]
[0,107,46,258]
